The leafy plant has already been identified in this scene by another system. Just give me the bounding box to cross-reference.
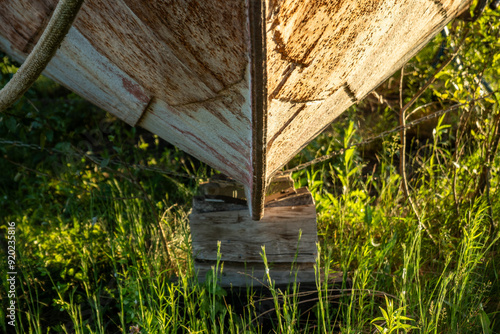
[371,295,417,333]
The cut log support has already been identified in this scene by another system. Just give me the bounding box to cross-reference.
[190,173,317,287]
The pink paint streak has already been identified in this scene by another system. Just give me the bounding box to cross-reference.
[121,77,150,104]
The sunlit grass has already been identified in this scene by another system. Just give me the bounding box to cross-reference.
[2,112,498,332]
[1,11,500,333]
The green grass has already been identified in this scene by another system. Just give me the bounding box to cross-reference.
[1,11,500,334]
[1,99,498,333]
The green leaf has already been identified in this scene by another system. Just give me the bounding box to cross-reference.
[14,172,22,182]
[345,148,355,164]
[347,166,359,178]
[46,129,54,142]
[380,306,390,322]
[100,158,110,168]
[479,310,491,334]
[372,323,385,332]
[364,204,373,225]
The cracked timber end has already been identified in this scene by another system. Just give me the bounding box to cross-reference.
[189,173,317,287]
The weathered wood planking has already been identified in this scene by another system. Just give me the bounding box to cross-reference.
[0,0,256,206]
[74,0,249,107]
[0,16,150,126]
[195,261,317,287]
[264,0,472,179]
[0,0,472,219]
[190,204,318,286]
[140,92,253,186]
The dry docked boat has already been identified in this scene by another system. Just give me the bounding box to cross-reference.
[0,0,472,219]
[0,0,474,285]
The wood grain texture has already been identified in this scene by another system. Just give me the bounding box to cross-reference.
[74,0,249,107]
[195,261,316,287]
[139,92,253,188]
[0,0,254,191]
[190,203,318,286]
[0,26,150,126]
[47,28,150,125]
[190,204,317,262]
[0,0,472,218]
[0,0,85,113]
[265,0,472,179]
[0,0,57,54]
[0,0,249,108]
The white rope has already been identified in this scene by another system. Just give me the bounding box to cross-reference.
[0,0,84,111]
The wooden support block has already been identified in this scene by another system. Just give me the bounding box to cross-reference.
[266,172,295,195]
[193,176,247,213]
[199,175,246,201]
[265,187,314,208]
[190,174,318,287]
[192,196,248,214]
[190,201,317,286]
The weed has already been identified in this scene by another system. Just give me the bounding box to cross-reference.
[1,9,500,333]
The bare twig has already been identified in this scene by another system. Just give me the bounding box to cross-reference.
[399,64,406,195]
[399,29,470,117]
[3,155,85,191]
[405,101,442,120]
[371,90,396,111]
[399,65,437,245]
[452,103,474,212]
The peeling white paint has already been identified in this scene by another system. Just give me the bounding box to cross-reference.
[44,27,151,126]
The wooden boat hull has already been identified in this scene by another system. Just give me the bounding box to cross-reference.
[0,0,471,219]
